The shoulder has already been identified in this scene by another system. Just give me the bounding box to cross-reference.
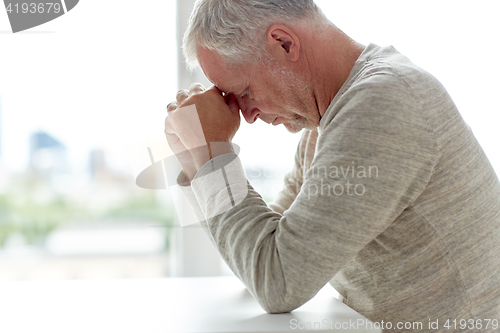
[318,70,436,159]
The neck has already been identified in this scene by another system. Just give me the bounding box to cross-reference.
[304,24,365,118]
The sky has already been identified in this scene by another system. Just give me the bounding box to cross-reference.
[0,0,179,175]
[0,0,499,179]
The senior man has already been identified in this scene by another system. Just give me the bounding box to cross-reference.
[165,0,500,331]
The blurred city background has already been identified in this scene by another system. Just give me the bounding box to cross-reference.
[0,0,499,280]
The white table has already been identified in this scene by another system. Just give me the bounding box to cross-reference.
[0,276,381,333]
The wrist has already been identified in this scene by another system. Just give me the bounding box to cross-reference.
[192,142,235,171]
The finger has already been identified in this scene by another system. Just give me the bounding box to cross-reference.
[165,132,190,155]
[209,85,224,95]
[164,116,175,135]
[167,101,177,112]
[189,83,205,94]
[223,91,238,105]
[176,89,189,104]
[207,85,226,102]
[226,95,241,114]
[165,132,181,148]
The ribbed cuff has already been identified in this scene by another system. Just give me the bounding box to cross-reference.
[191,153,249,219]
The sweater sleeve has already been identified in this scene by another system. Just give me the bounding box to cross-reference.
[174,172,217,249]
[190,74,437,313]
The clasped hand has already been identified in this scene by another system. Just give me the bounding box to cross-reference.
[164,83,241,181]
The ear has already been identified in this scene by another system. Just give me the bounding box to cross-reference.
[267,25,301,62]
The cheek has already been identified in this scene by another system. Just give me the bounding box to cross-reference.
[264,85,285,105]
[253,80,291,114]
[252,88,272,109]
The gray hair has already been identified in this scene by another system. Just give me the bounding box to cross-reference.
[183,0,326,70]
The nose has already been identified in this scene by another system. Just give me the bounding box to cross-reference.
[241,107,261,124]
[232,95,260,124]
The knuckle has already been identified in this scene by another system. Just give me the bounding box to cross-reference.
[189,94,202,105]
[190,82,203,89]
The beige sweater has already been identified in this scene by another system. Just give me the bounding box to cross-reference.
[184,44,500,332]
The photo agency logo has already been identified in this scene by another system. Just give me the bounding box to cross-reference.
[3,0,79,33]
[133,105,248,228]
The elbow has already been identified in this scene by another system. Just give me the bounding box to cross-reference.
[250,267,307,314]
[262,303,297,314]
[258,295,302,314]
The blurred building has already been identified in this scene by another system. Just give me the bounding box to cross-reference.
[88,148,132,184]
[89,148,109,181]
[29,131,67,173]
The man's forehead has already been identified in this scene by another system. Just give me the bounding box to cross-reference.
[198,48,247,94]
[214,82,242,95]
[205,74,240,95]
[198,48,228,76]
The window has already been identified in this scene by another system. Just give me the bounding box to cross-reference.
[0,0,178,280]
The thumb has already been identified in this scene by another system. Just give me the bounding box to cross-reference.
[226,95,241,114]
[164,117,176,135]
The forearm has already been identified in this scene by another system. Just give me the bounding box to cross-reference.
[190,154,363,314]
